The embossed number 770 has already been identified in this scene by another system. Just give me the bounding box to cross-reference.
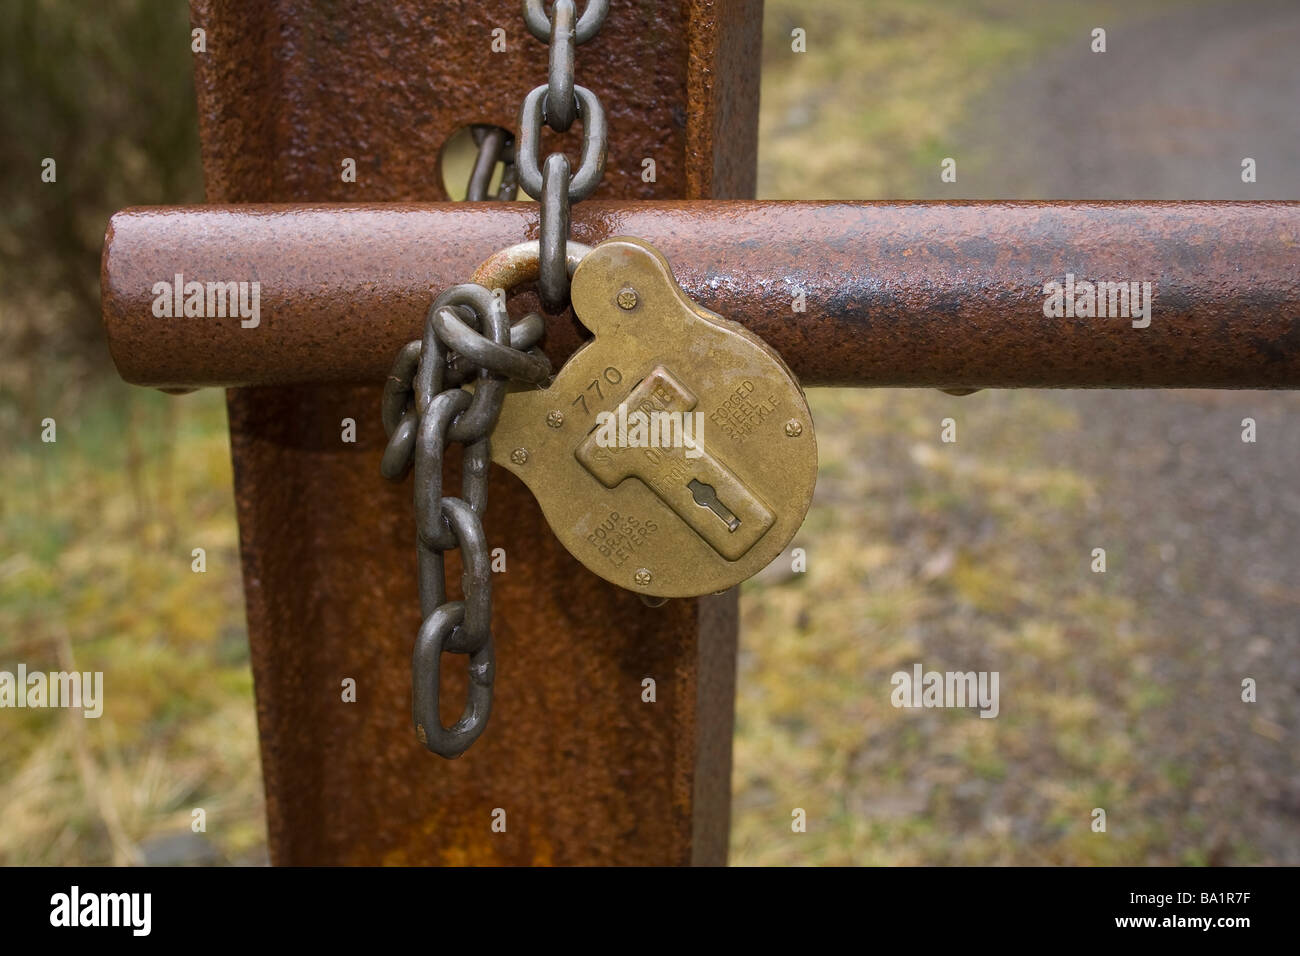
[570,366,623,415]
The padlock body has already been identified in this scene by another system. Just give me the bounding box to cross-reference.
[489,238,817,598]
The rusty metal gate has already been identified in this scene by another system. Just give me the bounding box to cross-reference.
[99,0,1300,865]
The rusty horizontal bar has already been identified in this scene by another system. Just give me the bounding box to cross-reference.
[102,200,1300,389]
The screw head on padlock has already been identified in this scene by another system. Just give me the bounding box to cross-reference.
[488,237,818,599]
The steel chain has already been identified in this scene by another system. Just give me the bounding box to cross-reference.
[384,1,610,759]
[382,284,550,757]
[517,0,609,310]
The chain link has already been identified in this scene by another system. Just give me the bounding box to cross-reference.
[522,0,608,45]
[385,2,610,759]
[467,124,519,201]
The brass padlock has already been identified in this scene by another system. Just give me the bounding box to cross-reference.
[489,237,817,598]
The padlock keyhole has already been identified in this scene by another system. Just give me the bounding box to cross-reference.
[688,479,741,533]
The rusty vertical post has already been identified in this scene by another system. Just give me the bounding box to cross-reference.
[188,0,760,864]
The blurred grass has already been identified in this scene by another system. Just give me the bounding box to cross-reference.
[0,0,1271,866]
[733,391,1167,864]
[0,384,262,864]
